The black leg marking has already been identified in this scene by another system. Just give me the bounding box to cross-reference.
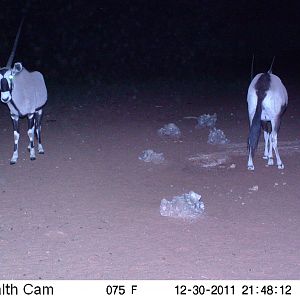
[28,114,34,149]
[27,114,36,160]
[34,109,44,154]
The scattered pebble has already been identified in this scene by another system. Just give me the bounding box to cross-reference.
[160,191,204,219]
[158,123,181,138]
[139,149,165,164]
[249,185,258,191]
[207,128,230,145]
[196,113,217,128]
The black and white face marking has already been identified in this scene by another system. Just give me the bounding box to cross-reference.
[0,68,14,103]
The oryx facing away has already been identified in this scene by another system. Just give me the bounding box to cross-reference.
[247,62,288,170]
[0,18,47,164]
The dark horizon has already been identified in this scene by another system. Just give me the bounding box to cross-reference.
[1,0,300,83]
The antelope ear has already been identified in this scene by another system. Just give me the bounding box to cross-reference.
[12,62,23,75]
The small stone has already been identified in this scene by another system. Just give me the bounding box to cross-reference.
[249,185,258,191]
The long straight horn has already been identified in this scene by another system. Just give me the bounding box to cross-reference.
[6,17,25,68]
[268,56,275,74]
[250,54,254,80]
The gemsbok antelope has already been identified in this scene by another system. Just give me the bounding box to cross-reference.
[247,60,288,170]
[0,18,47,164]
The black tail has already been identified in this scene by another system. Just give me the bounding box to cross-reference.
[248,73,271,157]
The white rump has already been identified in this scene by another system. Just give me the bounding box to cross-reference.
[12,68,47,116]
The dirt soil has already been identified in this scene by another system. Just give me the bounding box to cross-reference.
[0,79,299,280]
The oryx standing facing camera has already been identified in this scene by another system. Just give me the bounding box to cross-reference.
[247,59,288,170]
[0,18,47,164]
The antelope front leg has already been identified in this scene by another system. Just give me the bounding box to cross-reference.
[10,114,20,164]
[27,113,36,160]
[34,109,44,154]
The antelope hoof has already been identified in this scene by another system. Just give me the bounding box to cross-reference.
[10,155,18,165]
[278,164,284,169]
[38,145,44,154]
[30,157,36,161]
[267,158,274,166]
[248,165,254,171]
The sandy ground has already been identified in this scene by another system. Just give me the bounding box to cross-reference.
[0,78,299,280]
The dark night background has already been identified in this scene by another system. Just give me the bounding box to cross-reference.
[1,0,300,83]
[1,1,300,280]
